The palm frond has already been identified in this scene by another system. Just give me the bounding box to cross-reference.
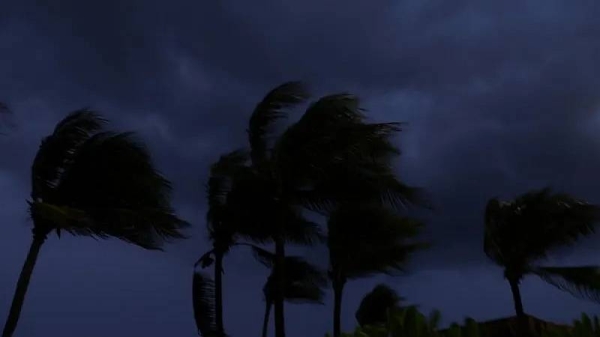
[206,149,250,247]
[251,245,276,268]
[31,109,106,202]
[274,96,427,213]
[328,203,427,280]
[53,131,188,248]
[248,81,308,166]
[192,272,219,337]
[532,266,600,303]
[484,189,600,270]
[262,255,328,304]
[28,201,90,236]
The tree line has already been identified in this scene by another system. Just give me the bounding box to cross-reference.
[1,82,600,337]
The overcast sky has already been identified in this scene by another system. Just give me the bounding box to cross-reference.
[2,1,600,336]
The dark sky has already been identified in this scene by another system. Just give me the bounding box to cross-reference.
[2,1,600,336]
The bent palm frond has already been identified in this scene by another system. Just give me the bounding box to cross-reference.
[484,190,600,268]
[532,266,600,303]
[248,81,309,165]
[31,109,106,202]
[53,131,188,248]
[261,254,327,304]
[192,272,220,337]
[328,203,427,280]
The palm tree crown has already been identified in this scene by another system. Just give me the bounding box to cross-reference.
[3,110,188,337]
[484,188,600,337]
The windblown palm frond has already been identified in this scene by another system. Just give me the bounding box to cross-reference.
[206,149,251,250]
[260,253,328,304]
[248,81,309,166]
[51,131,187,249]
[355,284,404,327]
[223,170,323,245]
[484,189,600,269]
[274,96,428,214]
[532,266,600,303]
[31,109,106,202]
[192,272,220,337]
[328,202,427,280]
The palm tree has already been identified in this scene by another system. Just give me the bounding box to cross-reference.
[355,284,405,327]
[192,147,321,337]
[252,247,327,337]
[193,149,250,337]
[484,188,600,337]
[221,81,425,337]
[328,202,427,337]
[2,110,188,337]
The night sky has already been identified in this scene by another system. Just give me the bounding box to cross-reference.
[2,1,600,337]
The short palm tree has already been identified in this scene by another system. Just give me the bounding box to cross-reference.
[253,247,327,337]
[484,188,600,336]
[328,202,427,337]
[193,149,250,337]
[355,284,405,327]
[2,110,188,337]
[222,81,424,337]
[192,147,321,337]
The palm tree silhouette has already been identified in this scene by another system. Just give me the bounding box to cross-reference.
[194,149,250,337]
[253,247,327,337]
[2,110,188,337]
[327,202,427,337]
[484,188,600,337]
[193,147,320,337]
[355,283,405,327]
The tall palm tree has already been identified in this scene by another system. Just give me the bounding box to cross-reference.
[2,110,188,337]
[253,247,327,337]
[222,81,425,337]
[328,202,427,337]
[484,188,600,337]
[355,283,405,327]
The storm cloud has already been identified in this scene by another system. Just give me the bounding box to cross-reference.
[2,1,600,336]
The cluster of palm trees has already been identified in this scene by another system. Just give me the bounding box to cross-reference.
[192,81,429,337]
[2,81,600,337]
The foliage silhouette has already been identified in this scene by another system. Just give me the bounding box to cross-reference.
[253,246,327,337]
[2,110,188,337]
[209,81,427,337]
[355,283,405,327]
[542,313,600,337]
[193,271,220,337]
[328,202,428,337]
[484,188,600,337]
[194,149,252,337]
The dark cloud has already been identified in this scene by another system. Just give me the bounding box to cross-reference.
[2,1,600,336]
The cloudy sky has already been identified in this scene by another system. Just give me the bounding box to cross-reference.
[2,1,600,336]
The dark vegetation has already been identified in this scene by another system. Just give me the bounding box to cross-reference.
[2,82,600,337]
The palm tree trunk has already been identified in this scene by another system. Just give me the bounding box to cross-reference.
[2,233,47,337]
[333,282,345,337]
[273,236,286,337]
[508,278,528,337]
[214,250,225,337]
[262,300,273,337]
